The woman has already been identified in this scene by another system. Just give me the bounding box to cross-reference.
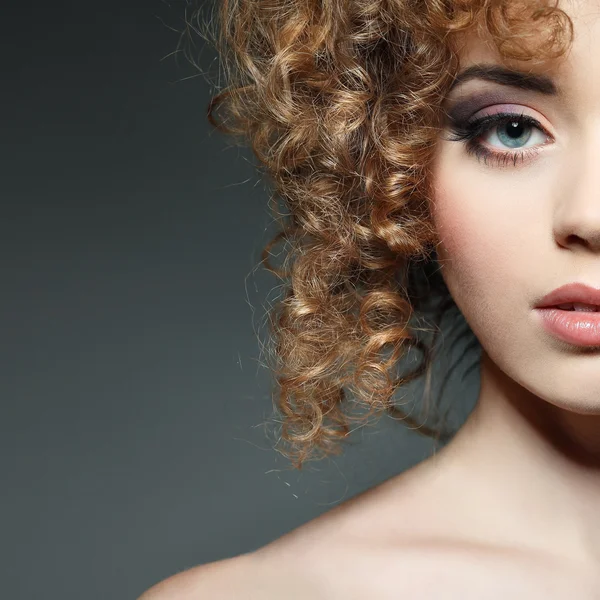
[139,0,600,596]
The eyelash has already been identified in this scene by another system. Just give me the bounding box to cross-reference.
[446,111,552,168]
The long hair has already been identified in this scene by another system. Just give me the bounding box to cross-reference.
[183,0,573,469]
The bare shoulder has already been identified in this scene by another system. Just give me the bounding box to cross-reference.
[136,517,598,600]
[136,549,326,600]
[136,464,600,599]
[134,485,401,600]
[134,473,421,599]
[133,466,464,600]
[253,519,600,600]
[136,554,254,599]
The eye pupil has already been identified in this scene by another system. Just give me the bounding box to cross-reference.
[506,121,524,138]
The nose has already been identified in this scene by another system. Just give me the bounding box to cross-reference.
[553,124,600,253]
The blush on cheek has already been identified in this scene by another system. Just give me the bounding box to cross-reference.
[429,151,501,286]
[431,192,477,261]
[430,189,497,304]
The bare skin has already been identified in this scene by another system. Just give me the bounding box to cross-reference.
[138,0,600,596]
[138,435,600,598]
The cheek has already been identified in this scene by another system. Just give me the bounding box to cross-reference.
[429,167,520,319]
[431,187,515,351]
[431,184,493,292]
[428,138,552,328]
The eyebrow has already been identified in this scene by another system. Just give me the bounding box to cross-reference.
[448,64,559,95]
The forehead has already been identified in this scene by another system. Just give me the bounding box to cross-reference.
[449,0,600,100]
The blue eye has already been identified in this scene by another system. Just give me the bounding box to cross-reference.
[496,120,533,148]
[445,111,552,168]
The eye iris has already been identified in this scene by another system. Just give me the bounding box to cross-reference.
[497,120,531,148]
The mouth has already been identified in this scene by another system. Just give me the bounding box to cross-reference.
[549,303,600,312]
[534,283,600,345]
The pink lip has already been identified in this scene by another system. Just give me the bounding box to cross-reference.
[535,308,600,346]
[535,282,600,308]
[535,283,600,347]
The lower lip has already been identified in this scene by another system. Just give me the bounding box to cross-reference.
[535,308,600,346]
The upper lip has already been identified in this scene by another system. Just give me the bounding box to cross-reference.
[536,283,600,308]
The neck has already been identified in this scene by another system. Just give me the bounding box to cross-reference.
[435,350,600,567]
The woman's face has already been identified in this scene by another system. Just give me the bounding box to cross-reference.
[430,0,600,415]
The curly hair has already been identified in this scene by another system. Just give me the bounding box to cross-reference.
[183,0,573,470]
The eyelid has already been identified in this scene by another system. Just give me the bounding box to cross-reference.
[470,103,555,137]
[444,107,556,169]
[443,88,562,124]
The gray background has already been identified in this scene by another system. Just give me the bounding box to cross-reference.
[2,1,479,598]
